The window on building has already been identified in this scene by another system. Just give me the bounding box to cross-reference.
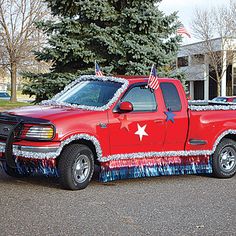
[160,82,182,111]
[122,85,157,112]
[192,54,204,65]
[177,56,188,67]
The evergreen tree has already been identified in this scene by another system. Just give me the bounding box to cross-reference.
[23,0,182,101]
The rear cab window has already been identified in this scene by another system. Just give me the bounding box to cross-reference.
[160,82,182,111]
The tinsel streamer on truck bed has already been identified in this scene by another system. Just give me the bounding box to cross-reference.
[99,155,212,182]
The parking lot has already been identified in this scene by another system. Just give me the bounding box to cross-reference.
[0,169,235,236]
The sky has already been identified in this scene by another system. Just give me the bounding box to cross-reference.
[159,0,232,44]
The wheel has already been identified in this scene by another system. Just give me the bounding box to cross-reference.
[58,144,94,190]
[3,163,24,178]
[213,138,236,178]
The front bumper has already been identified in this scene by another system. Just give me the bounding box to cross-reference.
[0,141,61,159]
[0,141,59,176]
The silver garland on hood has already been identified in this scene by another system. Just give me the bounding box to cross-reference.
[41,75,129,111]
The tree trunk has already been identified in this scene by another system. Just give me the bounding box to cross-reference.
[10,62,17,102]
[217,76,221,97]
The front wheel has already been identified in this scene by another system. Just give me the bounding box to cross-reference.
[213,138,236,178]
[58,144,94,190]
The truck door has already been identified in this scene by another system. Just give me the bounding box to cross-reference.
[159,81,189,151]
[108,83,166,155]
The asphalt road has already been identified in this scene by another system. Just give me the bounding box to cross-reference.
[0,169,235,236]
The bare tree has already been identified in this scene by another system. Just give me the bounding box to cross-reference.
[191,2,236,96]
[0,0,49,102]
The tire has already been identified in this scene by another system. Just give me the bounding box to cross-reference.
[58,144,94,190]
[213,138,236,178]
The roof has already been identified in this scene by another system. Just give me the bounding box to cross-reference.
[178,37,236,57]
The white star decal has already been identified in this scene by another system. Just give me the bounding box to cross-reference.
[135,124,148,141]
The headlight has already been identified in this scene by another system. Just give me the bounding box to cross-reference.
[22,125,55,140]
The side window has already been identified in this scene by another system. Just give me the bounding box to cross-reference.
[122,86,157,112]
[160,82,182,111]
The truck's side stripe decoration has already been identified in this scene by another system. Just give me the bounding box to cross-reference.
[41,75,129,111]
[1,130,236,161]
[99,150,213,162]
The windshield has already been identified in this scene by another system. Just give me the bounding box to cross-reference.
[55,80,122,107]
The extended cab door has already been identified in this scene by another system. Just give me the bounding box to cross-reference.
[108,83,166,155]
[159,81,189,151]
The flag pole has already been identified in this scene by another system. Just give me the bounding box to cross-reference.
[94,60,96,75]
[146,64,154,89]
[148,64,154,83]
[149,64,154,78]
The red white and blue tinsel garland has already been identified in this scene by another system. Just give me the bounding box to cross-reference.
[0,129,236,181]
[1,129,236,180]
[0,156,58,177]
[99,155,212,182]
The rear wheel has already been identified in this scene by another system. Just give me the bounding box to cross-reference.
[213,138,236,178]
[58,144,94,190]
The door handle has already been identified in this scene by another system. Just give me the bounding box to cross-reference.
[154,119,164,123]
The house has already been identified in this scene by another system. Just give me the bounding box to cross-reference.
[177,38,236,100]
[0,76,7,91]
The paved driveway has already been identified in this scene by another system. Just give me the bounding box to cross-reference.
[0,170,235,236]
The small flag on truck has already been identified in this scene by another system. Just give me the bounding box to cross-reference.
[148,65,159,90]
[95,61,104,77]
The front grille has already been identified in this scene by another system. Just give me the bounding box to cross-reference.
[0,122,22,140]
[0,123,15,138]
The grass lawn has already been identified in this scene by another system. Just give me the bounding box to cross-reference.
[0,100,31,111]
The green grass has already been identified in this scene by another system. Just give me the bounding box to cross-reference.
[0,100,31,111]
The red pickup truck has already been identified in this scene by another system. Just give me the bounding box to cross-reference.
[0,75,236,190]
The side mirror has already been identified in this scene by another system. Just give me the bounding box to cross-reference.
[119,101,133,112]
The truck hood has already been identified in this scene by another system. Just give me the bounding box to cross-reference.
[4,105,96,122]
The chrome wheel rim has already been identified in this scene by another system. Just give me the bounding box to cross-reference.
[73,154,91,183]
[219,147,236,172]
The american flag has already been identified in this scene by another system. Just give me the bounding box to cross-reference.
[177,26,191,38]
[95,62,104,77]
[148,65,159,90]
